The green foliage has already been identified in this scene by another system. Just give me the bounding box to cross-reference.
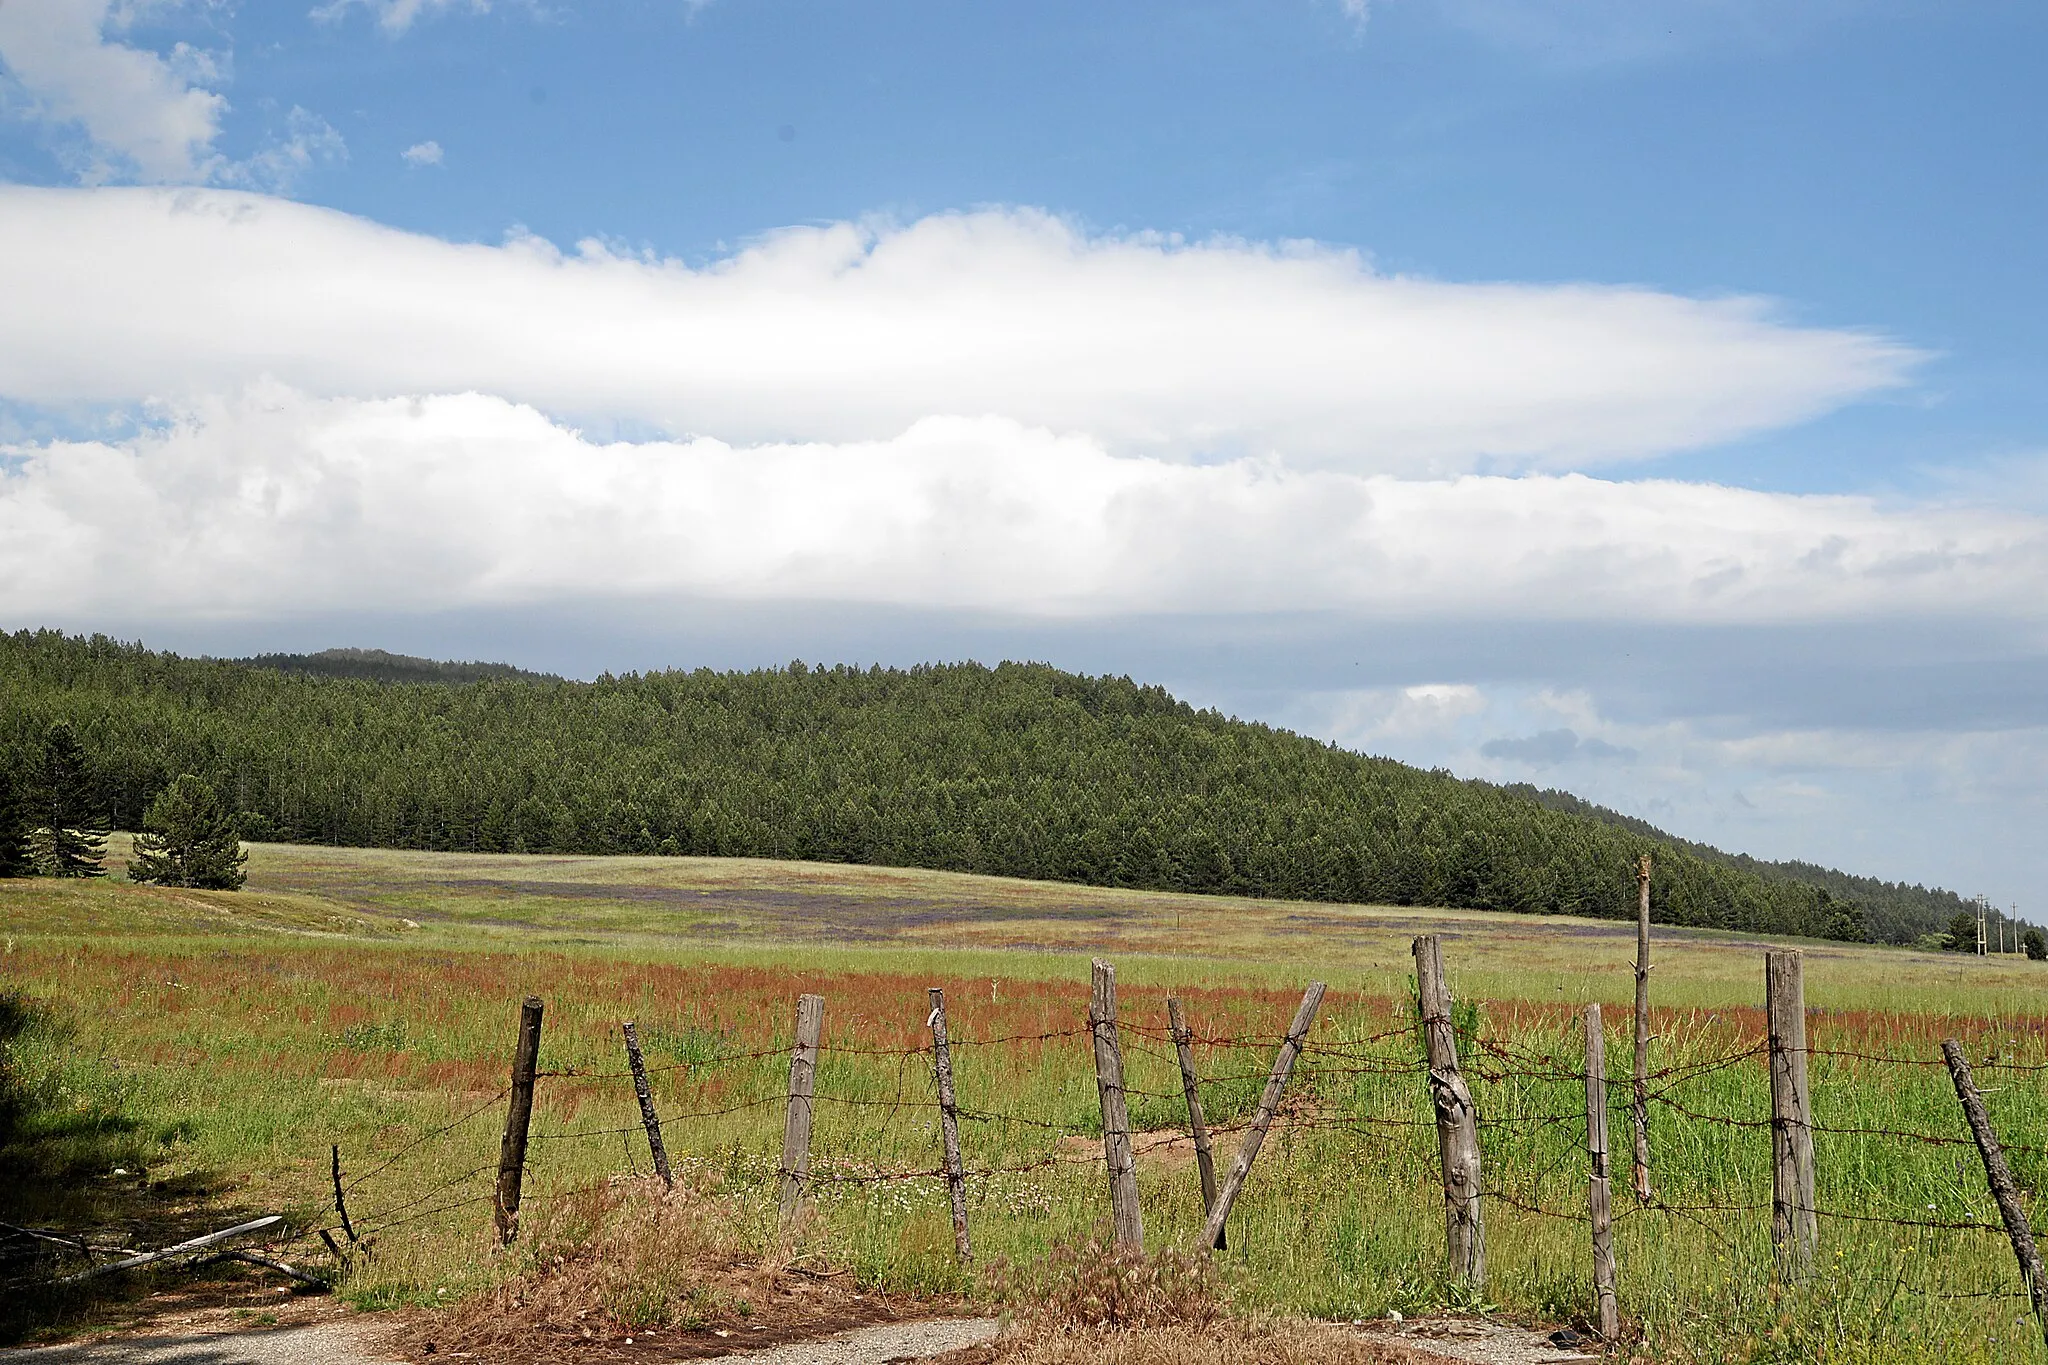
[0,628,1980,942]
[1946,913,1978,952]
[233,647,560,686]
[2024,928,2044,961]
[0,764,32,878]
[126,774,247,890]
[35,722,104,879]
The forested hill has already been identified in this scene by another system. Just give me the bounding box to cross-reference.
[1500,785,1972,947]
[1,629,1967,944]
[231,648,561,686]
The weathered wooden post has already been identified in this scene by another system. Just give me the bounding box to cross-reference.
[1200,982,1325,1254]
[928,987,972,1261]
[621,1021,673,1190]
[1415,935,1484,1287]
[1584,1004,1618,1342]
[1166,996,1225,1249]
[1764,951,1816,1274]
[495,995,544,1244]
[330,1144,357,1243]
[778,993,824,1225]
[1089,958,1143,1252]
[1942,1039,2048,1346]
[1633,853,1654,1203]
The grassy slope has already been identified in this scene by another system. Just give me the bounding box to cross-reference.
[4,845,2045,1361]
[217,839,2046,1015]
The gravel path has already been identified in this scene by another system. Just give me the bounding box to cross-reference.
[711,1318,999,1364]
[3,1318,1002,1365]
[3,1321,400,1365]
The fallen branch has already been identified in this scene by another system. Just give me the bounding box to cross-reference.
[53,1216,283,1285]
[196,1249,327,1288]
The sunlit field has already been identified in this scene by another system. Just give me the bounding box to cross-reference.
[5,840,2046,1362]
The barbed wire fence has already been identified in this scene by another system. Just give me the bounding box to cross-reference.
[56,937,2040,1351]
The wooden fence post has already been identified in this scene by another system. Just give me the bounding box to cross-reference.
[1200,982,1326,1254]
[330,1144,357,1243]
[494,995,544,1245]
[1942,1039,2048,1347]
[621,1021,673,1190]
[1089,958,1144,1252]
[928,987,972,1261]
[778,993,824,1225]
[1415,935,1485,1287]
[1764,951,1816,1275]
[1633,853,1653,1203]
[1584,1004,1618,1342]
[1166,996,1225,1250]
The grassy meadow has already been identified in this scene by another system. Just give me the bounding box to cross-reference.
[4,839,2047,1362]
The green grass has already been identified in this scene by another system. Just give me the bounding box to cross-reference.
[3,840,2045,1361]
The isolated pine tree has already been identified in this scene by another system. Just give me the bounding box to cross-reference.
[1945,912,1978,953]
[38,722,106,878]
[128,774,247,890]
[0,762,33,877]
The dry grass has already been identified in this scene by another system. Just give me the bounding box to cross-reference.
[972,1232,1442,1365]
[392,1178,941,1363]
[949,1320,1441,1365]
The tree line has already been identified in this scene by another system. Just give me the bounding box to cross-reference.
[0,628,1989,943]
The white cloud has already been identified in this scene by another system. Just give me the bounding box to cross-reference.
[3,386,2042,622]
[224,107,347,193]
[310,0,490,36]
[0,187,1920,474]
[400,139,443,167]
[0,0,227,181]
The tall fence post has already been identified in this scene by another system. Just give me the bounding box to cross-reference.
[1632,853,1653,1204]
[1942,1039,2048,1347]
[1166,996,1224,1250]
[778,993,824,1225]
[1584,1004,1619,1342]
[1089,958,1144,1252]
[928,987,972,1262]
[621,1021,672,1190]
[1200,982,1325,1254]
[494,995,544,1245]
[1415,935,1485,1287]
[1764,950,1816,1275]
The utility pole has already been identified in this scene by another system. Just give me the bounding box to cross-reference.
[1978,895,1989,958]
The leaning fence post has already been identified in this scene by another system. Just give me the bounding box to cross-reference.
[1166,996,1225,1250]
[621,1021,673,1190]
[330,1144,358,1244]
[778,993,825,1225]
[1632,852,1654,1204]
[494,995,544,1245]
[1089,958,1144,1252]
[1942,1039,2048,1346]
[1415,935,1485,1287]
[1764,950,1816,1275]
[1200,981,1325,1254]
[928,987,972,1261]
[1584,1004,1619,1342]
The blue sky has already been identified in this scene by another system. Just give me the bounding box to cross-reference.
[1,1,2044,909]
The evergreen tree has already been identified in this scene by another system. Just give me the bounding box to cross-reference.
[128,774,247,890]
[1945,912,1978,952]
[0,762,32,877]
[37,722,105,878]
[2024,928,2045,962]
